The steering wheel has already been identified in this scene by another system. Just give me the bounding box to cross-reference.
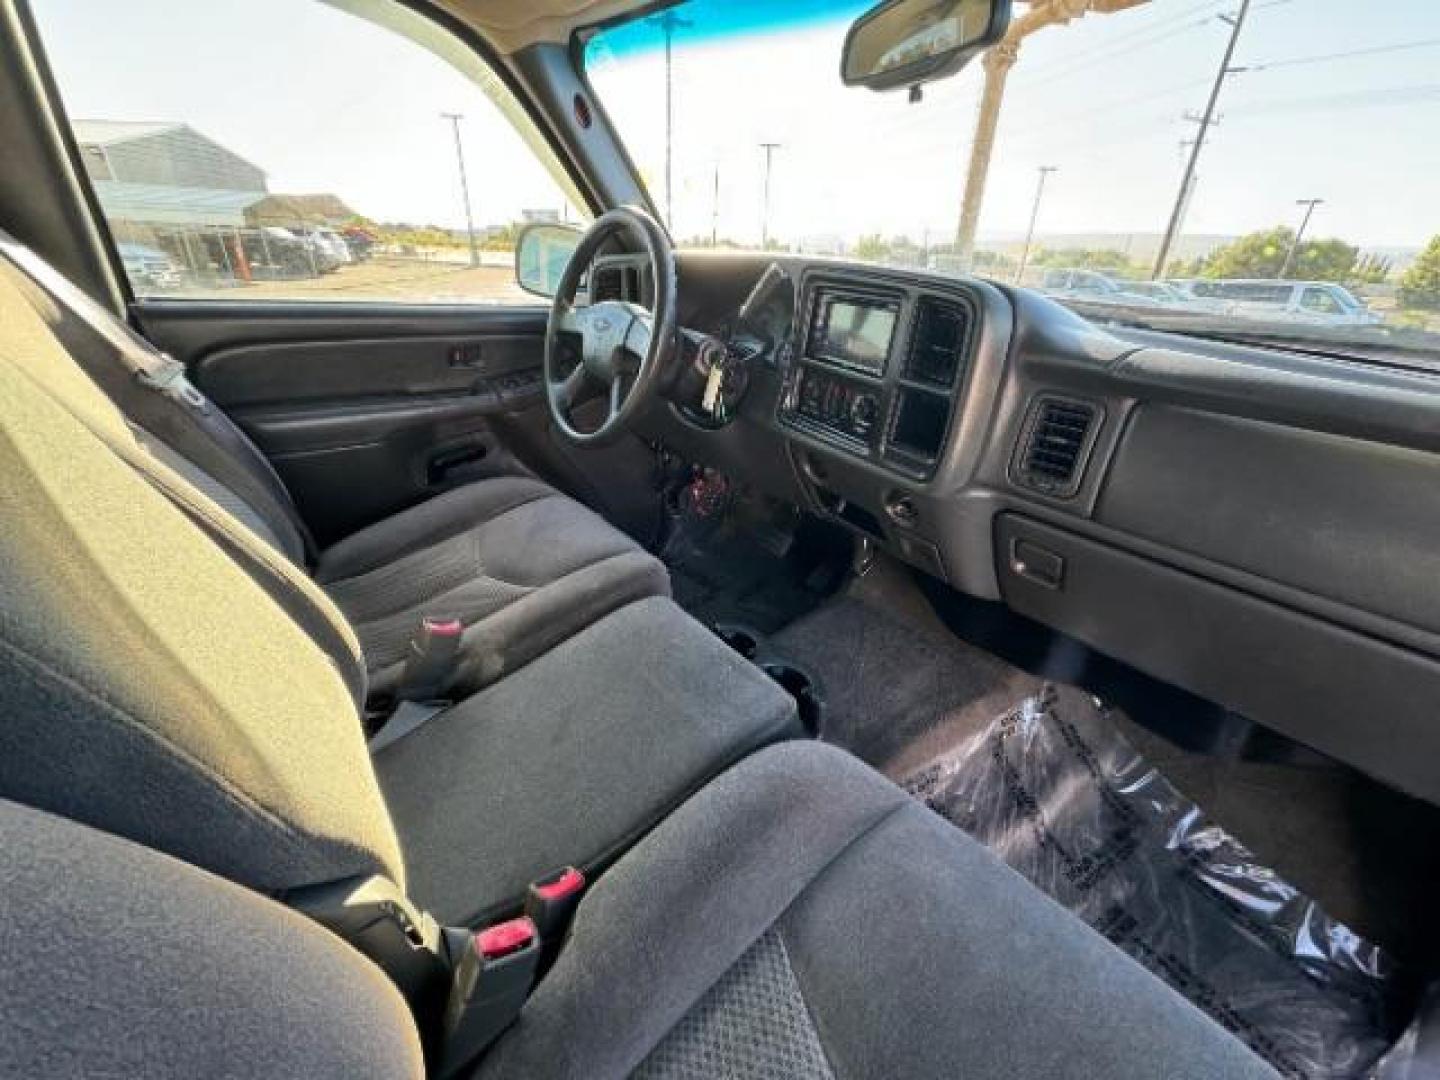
[544,206,677,446]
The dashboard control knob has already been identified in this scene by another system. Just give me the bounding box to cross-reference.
[850,393,879,433]
[884,491,919,528]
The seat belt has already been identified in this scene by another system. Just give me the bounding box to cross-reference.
[367,616,465,753]
[0,315,370,710]
[368,700,446,754]
[0,234,318,564]
[289,866,586,1074]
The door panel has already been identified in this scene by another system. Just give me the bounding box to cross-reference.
[192,333,544,409]
[136,301,552,545]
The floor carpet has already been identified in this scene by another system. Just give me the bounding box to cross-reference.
[770,559,1440,973]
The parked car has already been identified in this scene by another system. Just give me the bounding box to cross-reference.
[1039,268,1164,306]
[116,241,183,290]
[1180,279,1382,328]
[250,227,325,277]
[1102,278,1231,314]
[300,227,352,270]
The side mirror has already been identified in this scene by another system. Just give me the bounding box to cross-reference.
[842,0,1011,94]
[515,222,583,298]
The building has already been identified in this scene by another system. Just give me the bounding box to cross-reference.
[72,120,359,285]
[73,119,268,281]
[75,120,266,193]
[76,120,267,231]
[246,194,358,229]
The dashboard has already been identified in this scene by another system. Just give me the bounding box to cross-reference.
[598,249,1440,809]
[780,279,971,478]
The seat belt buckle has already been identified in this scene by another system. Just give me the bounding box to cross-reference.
[525,867,585,976]
[439,917,541,1076]
[397,615,463,702]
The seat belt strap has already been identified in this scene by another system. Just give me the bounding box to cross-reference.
[368,700,447,754]
[0,234,318,563]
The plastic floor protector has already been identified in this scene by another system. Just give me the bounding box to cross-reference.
[901,683,1405,1080]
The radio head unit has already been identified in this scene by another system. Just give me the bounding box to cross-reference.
[806,289,900,376]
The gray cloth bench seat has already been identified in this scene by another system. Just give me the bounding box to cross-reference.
[479,741,1277,1080]
[375,596,803,925]
[316,475,671,698]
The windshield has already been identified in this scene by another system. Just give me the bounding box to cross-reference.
[583,0,1440,363]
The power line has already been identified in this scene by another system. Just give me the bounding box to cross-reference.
[1006,1,1228,92]
[1005,0,1291,94]
[1224,81,1440,118]
[999,76,1212,143]
[1010,0,1225,76]
[1248,36,1440,72]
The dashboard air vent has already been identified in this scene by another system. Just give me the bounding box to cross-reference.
[905,298,968,387]
[1017,397,1098,498]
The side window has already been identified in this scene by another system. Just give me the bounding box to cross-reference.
[1300,288,1340,314]
[31,0,588,304]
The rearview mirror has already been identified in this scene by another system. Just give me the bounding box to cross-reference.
[842,0,1011,93]
[515,222,582,298]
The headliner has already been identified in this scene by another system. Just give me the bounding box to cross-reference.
[435,0,657,53]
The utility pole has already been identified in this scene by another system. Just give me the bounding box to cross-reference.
[440,112,480,268]
[759,142,781,249]
[1280,198,1324,279]
[1151,0,1252,279]
[1015,166,1058,285]
[652,10,693,231]
[710,162,720,247]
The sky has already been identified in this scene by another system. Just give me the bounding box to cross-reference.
[31,0,584,229]
[31,0,1440,256]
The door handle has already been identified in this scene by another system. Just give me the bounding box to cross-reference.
[427,443,489,484]
[449,343,485,369]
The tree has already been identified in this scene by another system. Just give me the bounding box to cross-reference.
[1200,226,1357,282]
[1400,235,1440,310]
[886,235,924,267]
[482,222,520,251]
[1033,248,1145,277]
[971,249,1016,273]
[854,234,890,262]
[1348,253,1393,287]
[1165,256,1206,278]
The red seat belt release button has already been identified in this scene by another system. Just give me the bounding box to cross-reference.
[476,917,536,961]
[439,917,539,1077]
[397,615,463,702]
[533,867,585,902]
[525,867,586,948]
